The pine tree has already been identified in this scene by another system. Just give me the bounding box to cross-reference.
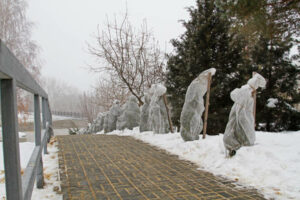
[221,0,300,131]
[252,37,300,131]
[166,0,247,134]
[216,0,300,51]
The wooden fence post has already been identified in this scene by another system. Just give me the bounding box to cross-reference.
[34,94,44,188]
[46,100,53,138]
[1,79,23,200]
[202,72,212,139]
[48,101,52,123]
[252,72,257,128]
[42,98,47,129]
[41,98,48,154]
[162,94,174,133]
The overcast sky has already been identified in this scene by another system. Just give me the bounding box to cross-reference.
[27,0,196,91]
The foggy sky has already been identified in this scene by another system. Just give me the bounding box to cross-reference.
[27,0,196,91]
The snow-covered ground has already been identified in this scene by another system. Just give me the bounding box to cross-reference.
[18,112,76,123]
[98,128,300,200]
[0,127,27,141]
[0,138,62,200]
[31,138,62,200]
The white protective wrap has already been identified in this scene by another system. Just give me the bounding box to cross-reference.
[88,122,96,133]
[148,84,169,134]
[223,73,266,151]
[139,94,151,132]
[117,96,140,130]
[78,127,89,135]
[104,101,122,133]
[93,112,105,132]
[103,112,109,133]
[116,104,125,130]
[180,68,216,141]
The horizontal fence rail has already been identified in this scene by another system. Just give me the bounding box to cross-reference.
[52,110,85,119]
[0,40,47,98]
[0,39,53,200]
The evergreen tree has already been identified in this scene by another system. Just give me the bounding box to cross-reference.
[221,0,300,131]
[216,0,300,50]
[166,0,247,134]
[252,37,300,131]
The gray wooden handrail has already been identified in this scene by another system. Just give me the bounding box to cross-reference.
[0,39,53,200]
[0,40,47,98]
[22,123,50,199]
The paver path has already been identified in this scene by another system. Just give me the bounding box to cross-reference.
[58,135,265,200]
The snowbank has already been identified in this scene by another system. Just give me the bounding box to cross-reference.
[98,129,300,200]
[31,138,62,200]
[0,142,35,197]
[0,142,35,171]
[0,139,62,200]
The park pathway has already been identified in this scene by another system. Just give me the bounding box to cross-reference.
[58,135,265,200]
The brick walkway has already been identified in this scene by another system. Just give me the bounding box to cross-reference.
[57,135,265,200]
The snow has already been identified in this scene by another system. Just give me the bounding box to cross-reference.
[203,67,216,76]
[0,127,27,139]
[0,142,35,197]
[0,139,62,200]
[51,115,76,121]
[18,112,76,123]
[0,142,35,171]
[31,139,62,200]
[98,128,300,200]
[18,132,27,138]
[267,98,279,108]
[150,83,166,96]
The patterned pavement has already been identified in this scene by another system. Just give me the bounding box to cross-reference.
[57,135,266,200]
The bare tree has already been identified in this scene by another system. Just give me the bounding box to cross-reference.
[76,77,129,123]
[41,77,82,113]
[0,0,41,78]
[91,77,129,111]
[79,92,101,123]
[0,0,42,123]
[88,12,165,105]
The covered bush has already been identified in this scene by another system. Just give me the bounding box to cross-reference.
[223,73,266,155]
[92,112,105,133]
[104,100,121,133]
[117,96,140,130]
[180,68,216,141]
[140,94,151,132]
[148,84,169,134]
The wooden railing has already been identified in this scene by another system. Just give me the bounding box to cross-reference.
[0,39,53,200]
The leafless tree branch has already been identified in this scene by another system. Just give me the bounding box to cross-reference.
[87,11,166,105]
